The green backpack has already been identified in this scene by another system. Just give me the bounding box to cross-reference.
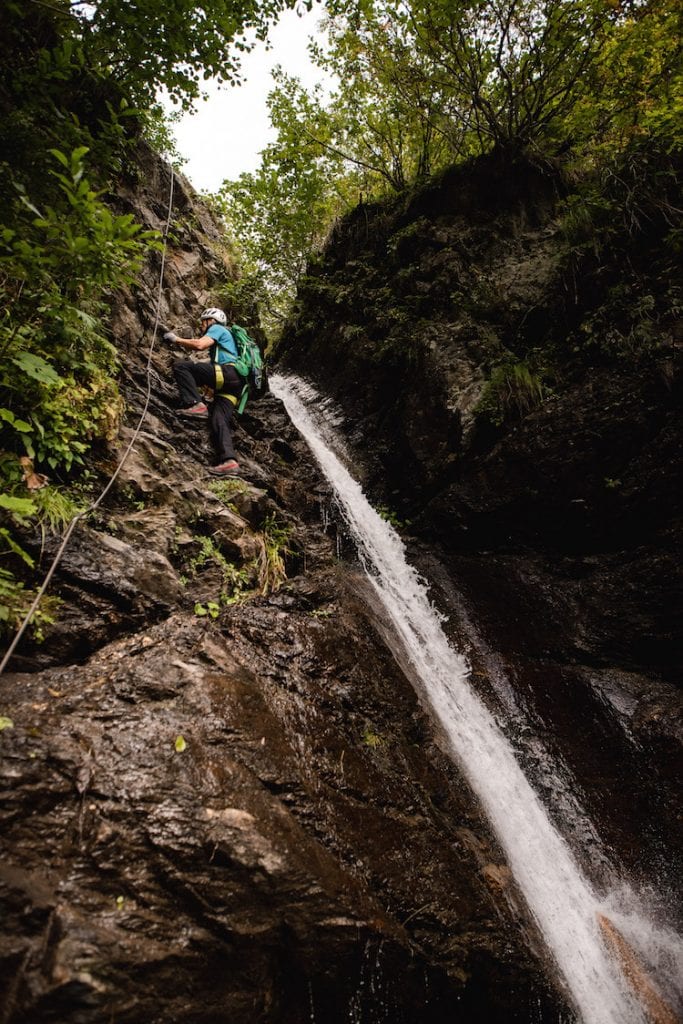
[230,324,267,413]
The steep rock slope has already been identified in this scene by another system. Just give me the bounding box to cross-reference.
[0,150,569,1022]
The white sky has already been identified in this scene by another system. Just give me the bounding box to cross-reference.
[165,4,329,194]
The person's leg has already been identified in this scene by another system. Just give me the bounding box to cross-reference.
[173,360,214,408]
[208,365,243,472]
[210,395,237,462]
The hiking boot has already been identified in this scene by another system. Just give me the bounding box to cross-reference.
[178,402,209,418]
[208,459,240,476]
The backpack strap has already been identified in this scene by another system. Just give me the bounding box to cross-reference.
[237,385,249,415]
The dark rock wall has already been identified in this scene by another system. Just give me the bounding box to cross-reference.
[0,148,570,1022]
[279,152,681,681]
[278,154,682,938]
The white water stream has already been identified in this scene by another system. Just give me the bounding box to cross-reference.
[271,374,678,1024]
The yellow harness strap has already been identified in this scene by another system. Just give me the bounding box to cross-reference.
[213,364,238,405]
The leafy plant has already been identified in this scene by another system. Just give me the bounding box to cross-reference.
[188,535,254,606]
[311,607,334,619]
[476,360,548,426]
[30,486,82,535]
[0,148,155,483]
[5,1,298,114]
[194,601,221,618]
[0,146,160,635]
[257,514,292,595]
[0,567,60,643]
[376,505,405,529]
[362,724,384,748]
[208,477,250,502]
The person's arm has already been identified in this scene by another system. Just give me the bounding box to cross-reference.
[163,332,213,352]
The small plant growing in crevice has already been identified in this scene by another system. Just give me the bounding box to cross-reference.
[257,514,292,596]
[376,505,408,529]
[187,534,253,607]
[0,567,60,642]
[30,485,81,535]
[311,607,334,619]
[194,600,221,619]
[208,478,250,503]
[362,725,384,749]
[476,360,548,426]
[0,492,63,638]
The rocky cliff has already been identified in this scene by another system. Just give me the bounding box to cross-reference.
[0,147,577,1023]
[278,151,682,1002]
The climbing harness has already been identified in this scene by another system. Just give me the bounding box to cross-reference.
[0,166,177,676]
[212,363,240,408]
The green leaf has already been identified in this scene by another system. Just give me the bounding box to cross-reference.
[48,148,70,168]
[11,352,61,386]
[0,494,37,516]
[174,735,187,752]
[0,409,33,432]
[0,717,14,731]
[15,184,43,218]
[0,528,35,567]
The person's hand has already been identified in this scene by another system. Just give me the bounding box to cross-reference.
[163,331,178,343]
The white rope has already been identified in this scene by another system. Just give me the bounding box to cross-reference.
[0,166,176,676]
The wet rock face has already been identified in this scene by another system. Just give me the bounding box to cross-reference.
[0,578,561,1023]
[111,139,236,355]
[0,150,568,1021]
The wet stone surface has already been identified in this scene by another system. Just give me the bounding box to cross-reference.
[0,149,568,1023]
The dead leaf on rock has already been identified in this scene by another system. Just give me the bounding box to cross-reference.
[20,456,49,491]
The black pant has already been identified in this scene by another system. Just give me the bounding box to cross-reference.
[173,360,242,462]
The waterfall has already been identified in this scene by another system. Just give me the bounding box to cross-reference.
[271,373,674,1024]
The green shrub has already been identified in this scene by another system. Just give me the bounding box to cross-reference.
[0,567,60,644]
[0,147,158,481]
[476,360,547,426]
[0,147,160,635]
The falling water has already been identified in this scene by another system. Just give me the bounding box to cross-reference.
[271,373,669,1024]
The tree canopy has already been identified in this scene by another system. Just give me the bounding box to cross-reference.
[220,0,681,339]
[10,0,302,105]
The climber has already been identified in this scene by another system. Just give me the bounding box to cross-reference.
[163,308,242,476]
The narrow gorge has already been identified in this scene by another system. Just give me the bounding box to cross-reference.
[1,136,680,1024]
